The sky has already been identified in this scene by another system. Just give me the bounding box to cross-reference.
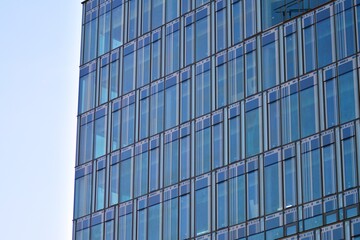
[0,1,82,239]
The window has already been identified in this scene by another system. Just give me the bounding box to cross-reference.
[184,15,195,66]
[281,80,299,144]
[166,0,178,22]
[196,122,211,175]
[180,191,190,239]
[335,3,355,60]
[180,71,191,123]
[300,74,318,138]
[247,165,259,219]
[303,14,316,73]
[229,163,245,225]
[152,0,164,29]
[121,94,135,147]
[212,113,224,169]
[98,10,110,55]
[109,56,119,100]
[83,18,98,63]
[79,118,94,165]
[323,67,338,128]
[216,4,227,52]
[316,6,335,68]
[284,21,298,81]
[122,44,136,94]
[79,69,96,114]
[244,0,256,38]
[109,157,119,205]
[166,20,180,75]
[148,202,162,240]
[164,137,179,187]
[245,39,257,97]
[283,155,296,208]
[261,0,283,29]
[149,145,160,191]
[128,0,138,40]
[111,4,123,49]
[163,197,178,239]
[139,88,150,140]
[262,29,279,90]
[264,151,282,214]
[268,88,281,148]
[322,135,336,196]
[94,110,107,159]
[134,151,148,197]
[195,59,211,117]
[216,54,227,108]
[74,165,92,218]
[228,105,241,163]
[119,203,132,240]
[217,177,228,229]
[196,6,210,61]
[245,95,262,157]
[137,38,151,88]
[195,176,210,235]
[120,153,133,202]
[165,76,179,130]
[232,0,243,44]
[95,160,106,210]
[341,127,357,190]
[141,0,151,34]
[228,45,244,103]
[111,106,120,151]
[151,30,162,81]
[150,80,164,135]
[180,131,191,180]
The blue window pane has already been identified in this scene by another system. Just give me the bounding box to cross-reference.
[111,110,120,150]
[342,138,357,190]
[217,181,228,229]
[76,228,90,240]
[137,45,150,88]
[196,127,211,175]
[356,5,360,51]
[83,19,98,63]
[266,227,283,240]
[282,91,299,144]
[245,50,257,97]
[229,116,240,163]
[99,65,109,105]
[79,71,96,114]
[150,90,164,135]
[95,169,105,210]
[137,210,147,240]
[180,136,191,180]
[91,223,103,240]
[336,8,355,60]
[164,140,179,186]
[105,220,114,240]
[111,5,123,49]
[196,15,210,61]
[180,194,190,239]
[166,29,180,75]
[94,115,106,158]
[196,0,209,8]
[261,0,283,29]
[324,78,338,128]
[246,107,261,157]
[229,174,245,225]
[152,39,161,81]
[265,163,282,214]
[110,60,119,100]
[166,0,178,22]
[110,163,119,205]
[128,0,138,40]
[195,187,210,235]
[213,123,224,168]
[123,52,135,94]
[121,104,135,147]
[165,84,179,130]
[232,1,243,44]
[303,25,316,73]
[139,97,149,140]
[285,32,298,81]
[339,70,357,123]
[181,80,191,123]
[119,213,132,240]
[79,121,94,164]
[163,198,178,239]
[268,100,281,148]
[134,152,148,197]
[228,53,244,103]
[302,149,321,202]
[247,171,259,219]
[148,204,161,240]
[323,144,336,196]
[74,173,92,218]
[284,158,296,207]
[120,158,132,202]
[149,148,160,191]
[317,17,335,68]
[141,0,151,34]
[216,63,227,108]
[185,23,194,66]
[152,0,164,29]
[98,12,110,55]
[196,70,211,117]
[300,85,318,138]
[216,8,227,52]
[262,40,279,90]
[244,0,256,38]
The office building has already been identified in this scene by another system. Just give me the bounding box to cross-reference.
[73,0,360,239]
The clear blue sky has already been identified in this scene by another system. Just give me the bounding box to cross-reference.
[0,1,81,239]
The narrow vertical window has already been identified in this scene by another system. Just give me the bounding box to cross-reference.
[264,151,282,214]
[122,43,136,94]
[152,0,164,29]
[323,69,338,128]
[151,30,162,81]
[195,60,211,117]
[302,140,321,203]
[216,176,228,229]
[150,80,164,135]
[166,20,180,75]
[335,3,355,60]
[268,88,281,149]
[228,105,240,163]
[216,54,227,109]
[79,120,94,165]
[184,15,195,66]
[213,116,224,168]
[229,163,245,225]
[137,39,151,88]
[195,6,210,61]
[244,0,256,38]
[232,0,243,44]
[247,166,259,219]
[180,192,190,239]
[245,96,262,157]
[165,77,179,130]
[216,3,227,52]
[283,156,296,208]
[149,146,160,191]
[262,29,279,90]
[109,58,119,100]
[134,151,148,197]
[109,160,119,205]
[74,166,92,218]
[91,222,104,240]
[119,204,133,240]
[141,0,151,34]
[245,39,257,97]
[139,88,150,140]
[98,10,111,55]
[128,0,138,40]
[79,70,96,114]
[163,197,178,239]
[120,154,133,202]
[83,18,98,63]
[281,80,299,144]
[195,177,210,235]
[180,74,191,123]
[111,107,120,151]
[261,0,283,29]
[341,130,357,190]
[121,95,135,147]
[196,118,211,175]
[95,161,106,210]
[164,138,179,187]
[316,6,335,68]
[166,0,179,22]
[228,45,244,104]
[105,219,114,240]
[94,110,107,159]
[137,208,147,240]
[322,140,336,196]
[300,74,318,138]
[148,202,162,240]
[180,133,191,180]
[303,14,316,73]
[284,21,298,81]
[111,4,123,49]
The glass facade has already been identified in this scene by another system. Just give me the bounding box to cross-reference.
[74,0,360,239]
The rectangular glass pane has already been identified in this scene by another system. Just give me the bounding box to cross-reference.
[216,8,227,52]
[166,30,180,75]
[74,173,92,218]
[111,6,123,49]
[284,157,296,207]
[282,92,299,144]
[216,63,227,108]
[164,140,179,186]
[121,104,135,147]
[134,152,148,197]
[94,115,106,158]
[195,187,210,235]
[285,32,298,81]
[119,213,132,240]
[322,144,336,196]
[196,127,211,175]
[228,54,244,103]
[342,138,357,190]
[165,84,179,129]
[163,198,178,239]
[150,90,164,135]
[339,70,357,123]
[83,19,98,63]
[229,174,245,225]
[79,71,96,114]
[196,70,211,117]
[213,123,223,168]
[196,15,210,61]
[229,116,240,163]
[152,0,164,29]
[302,149,321,202]
[149,148,160,191]
[300,85,318,138]
[120,158,132,202]
[247,171,259,219]
[268,100,281,148]
[181,80,191,123]
[98,12,110,55]
[232,1,243,44]
[336,8,355,60]
[324,79,338,128]
[217,181,228,229]
[110,163,119,205]
[123,52,135,94]
[317,17,335,68]
[180,136,191,180]
[148,204,161,240]
[137,45,150,88]
[79,121,94,164]
[265,163,282,214]
[303,25,316,73]
[246,108,261,157]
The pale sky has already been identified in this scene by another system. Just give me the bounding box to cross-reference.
[0,1,82,239]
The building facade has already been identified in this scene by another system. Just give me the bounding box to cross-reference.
[73,0,360,239]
